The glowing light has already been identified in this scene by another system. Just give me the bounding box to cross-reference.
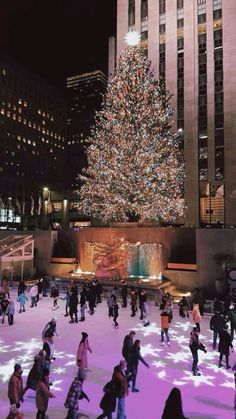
[124,31,141,46]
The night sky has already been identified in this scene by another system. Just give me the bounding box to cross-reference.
[0,0,116,91]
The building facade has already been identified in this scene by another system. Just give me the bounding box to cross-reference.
[0,57,67,217]
[66,70,107,187]
[116,0,236,227]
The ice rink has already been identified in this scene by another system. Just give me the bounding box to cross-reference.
[0,288,235,419]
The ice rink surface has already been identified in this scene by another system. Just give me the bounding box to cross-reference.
[0,289,235,419]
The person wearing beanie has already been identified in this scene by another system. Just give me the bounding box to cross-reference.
[42,317,59,341]
[76,332,92,369]
[35,368,55,419]
[8,364,24,407]
[189,327,207,376]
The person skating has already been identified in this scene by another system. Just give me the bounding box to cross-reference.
[76,332,92,369]
[130,287,137,317]
[42,317,59,341]
[22,350,46,397]
[1,296,9,324]
[17,292,28,313]
[64,368,89,419]
[60,287,70,317]
[97,378,117,419]
[17,280,27,297]
[218,324,233,369]
[6,299,15,325]
[138,289,147,320]
[79,287,87,322]
[8,364,24,407]
[88,281,97,315]
[43,333,56,374]
[29,283,38,308]
[178,297,189,318]
[161,310,170,346]
[161,387,189,419]
[189,327,207,376]
[143,300,150,326]
[121,281,128,308]
[41,276,49,297]
[122,331,136,374]
[128,339,149,392]
[107,294,114,318]
[51,285,59,310]
[228,303,236,341]
[192,303,201,332]
[2,276,10,298]
[112,360,128,419]
[112,297,119,328]
[35,368,55,419]
[69,286,79,323]
[210,310,225,350]
[95,279,103,304]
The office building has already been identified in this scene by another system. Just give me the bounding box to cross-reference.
[116,0,236,227]
[66,70,107,187]
[0,57,67,217]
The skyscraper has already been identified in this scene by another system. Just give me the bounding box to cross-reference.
[0,57,67,205]
[116,0,236,227]
[66,70,107,187]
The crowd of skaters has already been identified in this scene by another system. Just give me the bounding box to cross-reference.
[1,276,236,417]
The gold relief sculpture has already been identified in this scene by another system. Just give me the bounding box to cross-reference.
[93,234,130,278]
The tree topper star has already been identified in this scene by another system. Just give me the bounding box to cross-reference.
[124,31,141,46]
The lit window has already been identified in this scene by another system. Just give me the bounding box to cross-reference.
[58,135,61,140]
[50,132,53,137]
[13,105,16,111]
[38,109,41,114]
[18,107,22,113]
[46,130,49,135]
[42,120,45,125]
[51,116,54,121]
[28,121,32,127]
[23,138,26,143]
[42,128,45,134]
[17,135,21,140]
[2,69,6,75]
[50,148,53,153]
[18,99,22,105]
[38,126,41,131]
[33,141,36,146]
[33,123,36,129]
[23,101,27,107]
[27,140,31,144]
[42,138,45,142]
[47,113,49,118]
[18,116,21,122]
[7,111,10,117]
[7,102,11,108]
[1,108,5,115]
[42,112,46,117]
[13,114,16,120]
[23,119,26,125]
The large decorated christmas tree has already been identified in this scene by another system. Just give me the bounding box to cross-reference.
[78,35,185,224]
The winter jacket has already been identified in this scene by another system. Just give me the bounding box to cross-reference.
[36,380,54,411]
[30,285,38,297]
[99,381,117,413]
[8,372,23,404]
[128,345,148,375]
[64,377,82,411]
[26,355,46,390]
[76,339,92,368]
[17,293,28,305]
[161,312,169,329]
[192,305,201,323]
[229,309,236,324]
[218,329,233,356]
[6,302,15,316]
[122,335,133,360]
[210,313,225,332]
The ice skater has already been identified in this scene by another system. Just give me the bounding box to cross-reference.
[161,310,170,345]
[112,297,119,328]
[17,291,28,313]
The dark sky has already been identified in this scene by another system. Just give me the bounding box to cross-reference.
[0,0,116,91]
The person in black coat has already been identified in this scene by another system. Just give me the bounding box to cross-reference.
[161,387,189,419]
[121,281,128,308]
[97,378,117,419]
[128,339,149,392]
[69,287,78,323]
[88,282,96,315]
[22,350,46,396]
[79,288,87,322]
[189,327,207,376]
[17,281,27,297]
[210,311,225,350]
[138,289,147,320]
[122,331,136,371]
[95,280,103,304]
[218,325,233,369]
[112,297,119,327]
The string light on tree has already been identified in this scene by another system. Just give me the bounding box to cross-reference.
[78,41,185,224]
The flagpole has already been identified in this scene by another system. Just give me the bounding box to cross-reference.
[209,181,212,226]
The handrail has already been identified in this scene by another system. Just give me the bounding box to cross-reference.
[0,235,33,256]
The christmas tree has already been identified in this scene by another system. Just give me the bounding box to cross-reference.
[78,38,185,224]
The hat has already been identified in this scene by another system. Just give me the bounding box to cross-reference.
[82,332,88,338]
[77,368,87,380]
[14,363,22,371]
[42,368,49,377]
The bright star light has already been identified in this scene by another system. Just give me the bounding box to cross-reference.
[124,31,141,46]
